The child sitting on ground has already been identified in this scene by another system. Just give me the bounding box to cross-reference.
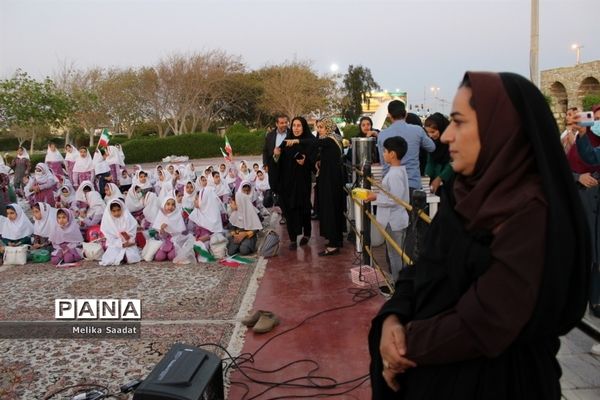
[32,202,56,252]
[0,203,34,259]
[152,195,187,262]
[49,208,83,265]
[227,182,262,255]
[100,198,141,266]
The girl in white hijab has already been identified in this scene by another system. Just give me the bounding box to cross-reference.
[104,182,123,202]
[49,208,83,265]
[189,186,224,242]
[154,169,173,200]
[10,146,30,192]
[64,144,78,182]
[32,202,57,251]
[125,184,145,219]
[106,145,124,183]
[82,188,106,228]
[134,170,153,195]
[73,146,94,188]
[0,203,34,248]
[31,163,59,204]
[152,195,186,261]
[100,198,141,266]
[238,160,251,180]
[227,181,262,255]
[45,143,65,177]
[141,191,160,229]
[55,184,76,209]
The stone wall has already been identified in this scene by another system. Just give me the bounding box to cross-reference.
[541,60,600,130]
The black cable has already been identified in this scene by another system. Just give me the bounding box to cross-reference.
[197,286,378,400]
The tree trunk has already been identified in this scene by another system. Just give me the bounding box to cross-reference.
[89,128,95,147]
[64,129,71,146]
[29,127,36,154]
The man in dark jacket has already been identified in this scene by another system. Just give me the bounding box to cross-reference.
[263,114,290,224]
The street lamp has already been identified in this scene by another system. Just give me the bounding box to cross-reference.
[571,43,583,65]
[430,87,440,111]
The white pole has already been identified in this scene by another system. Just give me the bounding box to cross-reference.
[530,0,539,86]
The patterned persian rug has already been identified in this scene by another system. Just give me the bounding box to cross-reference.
[0,259,266,399]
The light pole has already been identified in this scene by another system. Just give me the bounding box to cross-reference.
[430,87,440,112]
[571,43,583,65]
[530,0,539,86]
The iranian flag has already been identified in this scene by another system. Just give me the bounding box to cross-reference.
[224,135,232,158]
[98,128,111,148]
[220,147,231,162]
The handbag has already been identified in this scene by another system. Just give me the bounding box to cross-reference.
[3,245,30,265]
[82,242,104,261]
[258,230,280,258]
[141,239,162,262]
[31,249,51,263]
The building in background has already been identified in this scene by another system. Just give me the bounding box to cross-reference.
[361,90,407,118]
[542,60,600,130]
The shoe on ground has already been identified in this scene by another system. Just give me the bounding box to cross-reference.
[242,310,272,327]
[592,343,600,357]
[253,312,280,333]
[299,236,309,246]
[289,242,297,250]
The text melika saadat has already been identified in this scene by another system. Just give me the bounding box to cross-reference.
[72,325,138,335]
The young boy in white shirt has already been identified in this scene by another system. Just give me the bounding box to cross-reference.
[366,136,410,281]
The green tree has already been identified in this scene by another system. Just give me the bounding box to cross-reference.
[341,65,380,123]
[583,95,600,111]
[0,70,73,152]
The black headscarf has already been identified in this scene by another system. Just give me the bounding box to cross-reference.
[457,72,589,337]
[424,112,451,164]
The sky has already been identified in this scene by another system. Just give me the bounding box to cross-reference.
[0,0,598,115]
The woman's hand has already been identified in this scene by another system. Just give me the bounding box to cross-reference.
[296,155,306,166]
[380,314,417,392]
[367,130,379,138]
[284,139,299,147]
[579,172,599,188]
[160,223,168,234]
[273,147,281,156]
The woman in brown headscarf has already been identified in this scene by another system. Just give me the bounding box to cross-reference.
[368,72,589,399]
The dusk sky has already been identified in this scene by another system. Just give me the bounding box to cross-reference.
[1,0,597,114]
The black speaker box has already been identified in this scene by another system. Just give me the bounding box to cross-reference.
[133,343,224,400]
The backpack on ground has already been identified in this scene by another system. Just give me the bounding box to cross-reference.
[258,230,280,258]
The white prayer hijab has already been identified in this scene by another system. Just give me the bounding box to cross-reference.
[57,184,76,205]
[85,190,106,217]
[73,148,94,173]
[34,163,58,187]
[33,202,57,238]
[1,203,34,240]
[106,145,124,166]
[17,147,30,160]
[189,186,224,233]
[93,150,110,175]
[125,185,144,213]
[152,195,186,235]
[64,144,78,162]
[45,144,64,163]
[142,192,160,223]
[100,198,138,248]
[229,182,262,231]
[75,180,95,204]
[255,170,270,192]
[104,183,123,202]
[182,180,198,210]
[49,208,83,244]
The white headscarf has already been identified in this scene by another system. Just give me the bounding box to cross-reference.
[1,203,34,240]
[64,144,78,162]
[100,198,138,248]
[93,150,110,175]
[152,195,186,235]
[33,163,58,187]
[49,208,83,244]
[119,170,132,186]
[213,178,231,198]
[255,170,270,192]
[57,184,76,206]
[73,148,94,173]
[189,186,224,233]
[125,185,145,213]
[85,190,106,217]
[182,180,198,210]
[75,181,95,204]
[142,192,160,224]
[17,147,30,160]
[229,182,262,231]
[33,202,57,238]
[106,145,125,166]
[104,183,123,202]
[184,163,197,181]
[134,170,152,190]
[45,144,64,163]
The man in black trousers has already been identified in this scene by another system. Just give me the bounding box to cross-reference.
[263,114,291,224]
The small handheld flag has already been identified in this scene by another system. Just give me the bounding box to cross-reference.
[220,147,231,162]
[224,135,233,158]
[98,128,111,148]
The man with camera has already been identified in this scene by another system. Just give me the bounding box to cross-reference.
[263,114,291,224]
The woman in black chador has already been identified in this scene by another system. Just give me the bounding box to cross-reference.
[269,116,316,249]
[285,117,346,255]
[369,72,590,399]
